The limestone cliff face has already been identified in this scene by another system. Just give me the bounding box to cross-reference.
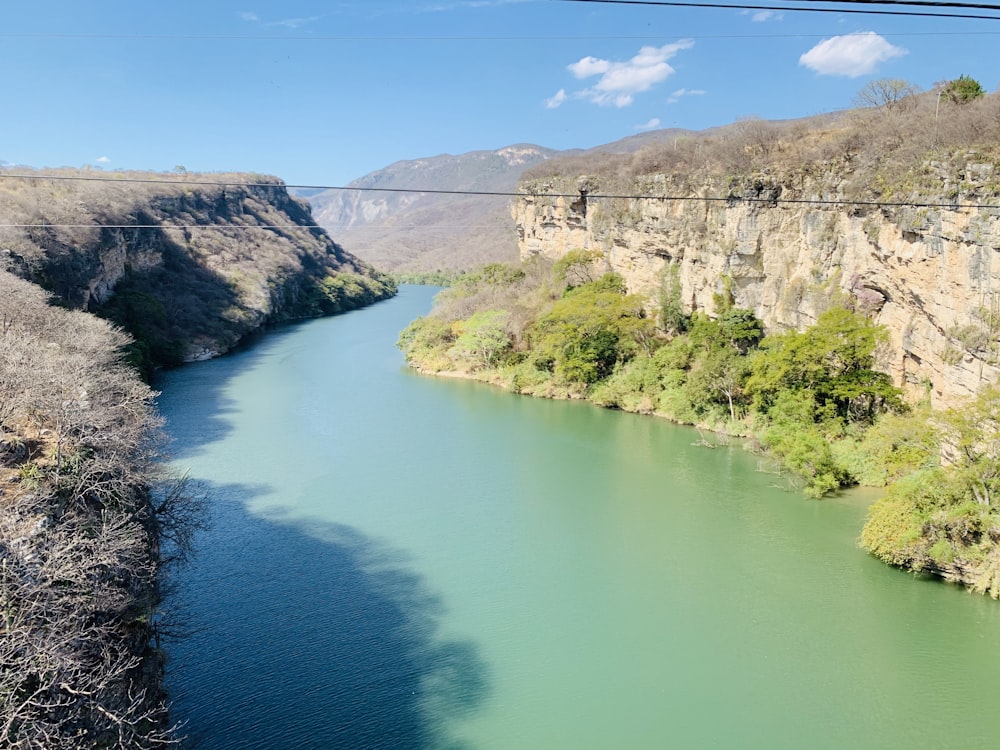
[0,171,394,367]
[514,165,1000,407]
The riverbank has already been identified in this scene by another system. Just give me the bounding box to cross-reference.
[0,169,400,747]
[0,272,177,747]
[398,262,1000,598]
[160,284,1000,749]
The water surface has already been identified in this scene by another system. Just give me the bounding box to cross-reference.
[160,286,1000,749]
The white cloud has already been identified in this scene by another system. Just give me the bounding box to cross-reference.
[239,11,321,29]
[799,32,906,78]
[267,15,322,29]
[743,9,782,22]
[545,89,568,109]
[634,118,661,131]
[569,56,611,79]
[667,87,706,104]
[564,40,694,108]
[95,156,110,163]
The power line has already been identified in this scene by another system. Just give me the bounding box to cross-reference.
[0,224,325,230]
[3,0,999,42]
[552,0,1000,20]
[0,29,997,40]
[1,173,996,212]
[788,0,1000,9]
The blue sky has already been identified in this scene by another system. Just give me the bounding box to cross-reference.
[0,1,994,185]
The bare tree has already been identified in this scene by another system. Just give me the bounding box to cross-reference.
[855,79,921,112]
[0,269,185,748]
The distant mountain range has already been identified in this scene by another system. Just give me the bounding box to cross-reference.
[306,132,690,274]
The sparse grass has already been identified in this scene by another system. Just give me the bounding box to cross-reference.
[522,91,1000,206]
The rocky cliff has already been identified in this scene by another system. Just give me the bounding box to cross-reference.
[0,169,395,370]
[514,158,1000,408]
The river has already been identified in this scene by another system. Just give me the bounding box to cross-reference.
[158,285,1000,749]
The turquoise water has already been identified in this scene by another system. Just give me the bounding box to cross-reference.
[159,286,1000,749]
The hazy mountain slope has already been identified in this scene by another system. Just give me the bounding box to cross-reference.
[308,145,562,273]
[309,133,703,274]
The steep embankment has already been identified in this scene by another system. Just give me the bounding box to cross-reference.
[0,270,174,748]
[501,95,1000,596]
[0,169,395,372]
[0,169,396,747]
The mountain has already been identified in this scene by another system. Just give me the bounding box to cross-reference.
[309,133,707,275]
[307,145,563,273]
[0,167,399,747]
[511,105,1000,408]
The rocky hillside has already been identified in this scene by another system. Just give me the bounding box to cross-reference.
[514,99,1000,408]
[0,169,401,747]
[0,169,395,372]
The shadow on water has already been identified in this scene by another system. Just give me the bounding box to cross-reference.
[154,320,312,462]
[166,479,489,750]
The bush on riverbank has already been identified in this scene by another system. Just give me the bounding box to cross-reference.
[400,255,1000,597]
[398,257,905,497]
[861,387,1000,597]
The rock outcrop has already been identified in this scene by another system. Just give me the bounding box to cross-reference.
[514,162,1000,407]
[0,169,394,369]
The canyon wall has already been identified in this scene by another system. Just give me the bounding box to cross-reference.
[0,171,394,368]
[514,166,1000,407]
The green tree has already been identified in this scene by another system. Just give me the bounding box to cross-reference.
[746,307,900,424]
[451,310,511,369]
[837,408,938,486]
[943,75,985,104]
[719,308,764,354]
[760,390,849,497]
[553,249,604,289]
[468,263,526,288]
[937,384,1000,506]
[712,275,735,314]
[687,347,750,422]
[530,273,652,384]
[658,263,688,334]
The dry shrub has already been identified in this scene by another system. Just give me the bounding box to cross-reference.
[524,89,1000,202]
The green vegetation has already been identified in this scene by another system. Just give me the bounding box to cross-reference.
[392,269,463,286]
[308,270,397,315]
[401,255,1000,596]
[943,74,985,104]
[530,273,652,384]
[399,256,904,497]
[861,387,1000,598]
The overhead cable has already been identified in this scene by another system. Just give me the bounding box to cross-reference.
[0,173,996,215]
[0,28,998,40]
[551,0,1000,20]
